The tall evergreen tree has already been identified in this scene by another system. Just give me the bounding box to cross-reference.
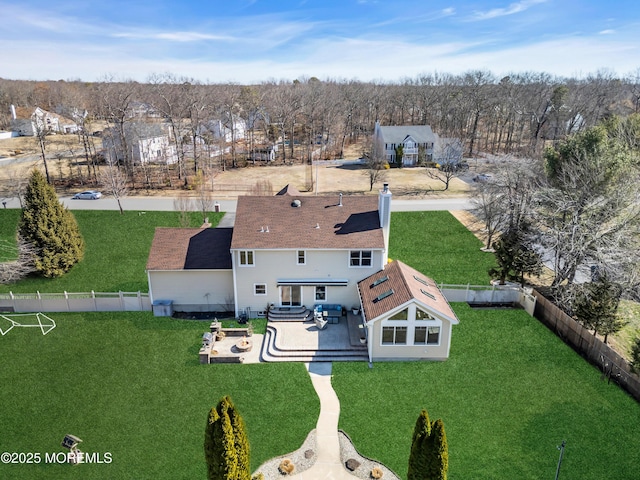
[572,276,625,342]
[407,409,431,480]
[427,419,449,480]
[205,396,250,480]
[408,410,449,480]
[18,169,84,277]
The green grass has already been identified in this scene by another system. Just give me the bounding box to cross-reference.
[389,211,496,285]
[333,304,640,480]
[0,209,224,293]
[0,312,317,480]
[1,208,638,479]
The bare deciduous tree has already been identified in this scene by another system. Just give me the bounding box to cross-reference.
[99,163,129,214]
[173,195,194,228]
[0,235,37,284]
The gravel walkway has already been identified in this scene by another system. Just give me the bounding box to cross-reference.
[252,429,400,480]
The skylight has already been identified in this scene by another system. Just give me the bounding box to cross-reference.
[373,289,394,303]
[421,289,436,300]
[414,275,431,287]
[371,275,389,288]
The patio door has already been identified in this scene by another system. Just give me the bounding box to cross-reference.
[281,285,302,306]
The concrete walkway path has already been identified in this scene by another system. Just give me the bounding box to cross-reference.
[294,362,358,479]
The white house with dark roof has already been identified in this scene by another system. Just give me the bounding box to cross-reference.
[373,121,436,166]
[146,184,459,360]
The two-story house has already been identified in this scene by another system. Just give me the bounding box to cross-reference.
[10,105,78,136]
[373,121,436,166]
[102,122,178,165]
[146,184,459,361]
[147,186,391,317]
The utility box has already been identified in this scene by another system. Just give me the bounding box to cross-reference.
[152,300,173,317]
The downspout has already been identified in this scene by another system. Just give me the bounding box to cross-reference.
[231,250,239,317]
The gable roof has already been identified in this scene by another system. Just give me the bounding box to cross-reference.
[231,194,384,250]
[378,125,435,145]
[147,227,233,270]
[276,184,301,196]
[12,106,75,125]
[358,260,458,324]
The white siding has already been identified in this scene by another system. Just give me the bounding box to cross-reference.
[368,302,454,361]
[233,249,383,312]
[148,270,234,312]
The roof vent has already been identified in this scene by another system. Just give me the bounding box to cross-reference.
[315,223,320,229]
[291,199,301,208]
[338,193,343,207]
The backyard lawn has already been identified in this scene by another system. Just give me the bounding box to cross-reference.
[0,312,317,479]
[0,209,225,293]
[1,208,639,479]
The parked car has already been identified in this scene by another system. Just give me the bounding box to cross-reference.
[472,173,492,182]
[72,190,102,200]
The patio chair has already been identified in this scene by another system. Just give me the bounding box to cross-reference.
[314,316,328,330]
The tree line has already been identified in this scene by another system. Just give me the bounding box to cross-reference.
[2,69,640,170]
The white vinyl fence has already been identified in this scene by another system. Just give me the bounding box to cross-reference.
[439,283,537,315]
[0,284,535,315]
[0,291,151,313]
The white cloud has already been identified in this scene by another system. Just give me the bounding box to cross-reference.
[599,29,615,35]
[112,31,237,42]
[470,0,547,21]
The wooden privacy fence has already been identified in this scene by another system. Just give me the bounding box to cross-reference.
[0,291,151,313]
[532,290,640,402]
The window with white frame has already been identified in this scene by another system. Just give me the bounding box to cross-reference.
[254,284,266,295]
[382,326,407,345]
[389,308,408,320]
[416,308,435,320]
[297,250,306,265]
[350,250,372,267]
[414,326,440,345]
[239,250,254,266]
[315,286,326,301]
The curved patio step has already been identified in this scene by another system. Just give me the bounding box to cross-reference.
[261,325,368,363]
[267,307,313,322]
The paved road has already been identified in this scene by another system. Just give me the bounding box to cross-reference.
[0,195,472,212]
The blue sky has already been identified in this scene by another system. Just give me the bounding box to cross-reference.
[2,0,639,83]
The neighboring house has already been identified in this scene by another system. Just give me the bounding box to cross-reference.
[146,184,459,360]
[102,122,178,165]
[433,135,464,166]
[10,104,78,136]
[200,116,247,143]
[127,101,163,119]
[373,121,436,166]
[358,260,458,361]
[249,145,276,162]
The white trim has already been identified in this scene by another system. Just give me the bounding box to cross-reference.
[348,250,373,268]
[314,285,327,302]
[238,250,255,266]
[279,285,303,307]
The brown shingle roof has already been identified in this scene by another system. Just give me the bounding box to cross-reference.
[230,195,384,250]
[358,260,458,323]
[146,228,232,270]
[275,184,301,196]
